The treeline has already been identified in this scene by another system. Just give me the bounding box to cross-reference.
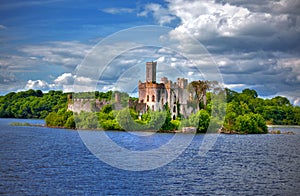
[0,90,120,119]
[1,88,300,133]
[224,89,300,126]
[0,90,68,119]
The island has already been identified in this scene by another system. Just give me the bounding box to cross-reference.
[1,62,299,134]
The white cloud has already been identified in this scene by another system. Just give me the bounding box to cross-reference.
[139,3,177,25]
[157,56,165,63]
[25,80,54,91]
[0,40,92,93]
[188,71,193,76]
[23,73,96,92]
[54,73,75,85]
[152,0,300,102]
[101,7,134,14]
[165,0,299,49]
[224,83,246,89]
[294,98,300,106]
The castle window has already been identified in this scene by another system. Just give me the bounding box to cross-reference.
[152,95,155,102]
[173,106,176,113]
[173,115,176,120]
[152,105,154,111]
[147,95,149,102]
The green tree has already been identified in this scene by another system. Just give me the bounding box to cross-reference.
[65,116,76,129]
[234,113,267,134]
[188,109,211,133]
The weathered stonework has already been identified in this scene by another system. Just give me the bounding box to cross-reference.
[68,61,198,118]
[138,62,196,119]
[68,98,110,113]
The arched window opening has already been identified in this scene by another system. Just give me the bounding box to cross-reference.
[147,95,149,102]
[173,106,176,113]
[173,115,176,120]
[152,95,155,102]
[152,105,155,111]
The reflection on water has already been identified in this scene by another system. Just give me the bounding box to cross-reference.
[0,119,299,195]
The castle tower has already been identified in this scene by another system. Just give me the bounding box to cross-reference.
[115,92,120,103]
[146,61,157,83]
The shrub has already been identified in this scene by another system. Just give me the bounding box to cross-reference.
[234,113,267,134]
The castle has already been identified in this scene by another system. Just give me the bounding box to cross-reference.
[136,61,194,119]
[69,61,196,118]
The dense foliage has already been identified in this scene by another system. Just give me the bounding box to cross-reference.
[72,105,179,131]
[45,108,75,129]
[2,87,300,133]
[180,110,211,133]
[224,88,300,126]
[234,113,268,134]
[0,90,68,119]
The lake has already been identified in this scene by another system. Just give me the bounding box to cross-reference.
[0,118,299,195]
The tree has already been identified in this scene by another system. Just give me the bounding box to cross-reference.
[234,113,267,134]
[188,80,207,109]
[161,108,176,131]
[101,104,112,114]
[270,96,291,106]
[242,89,258,99]
[65,116,76,129]
[188,109,210,133]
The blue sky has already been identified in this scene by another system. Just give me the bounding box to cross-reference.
[0,0,299,105]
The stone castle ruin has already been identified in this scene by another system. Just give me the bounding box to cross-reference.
[68,98,110,113]
[137,62,195,119]
[69,61,198,118]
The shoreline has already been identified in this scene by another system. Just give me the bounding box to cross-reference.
[8,121,298,135]
[267,125,300,128]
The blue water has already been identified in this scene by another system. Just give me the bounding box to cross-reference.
[0,119,299,195]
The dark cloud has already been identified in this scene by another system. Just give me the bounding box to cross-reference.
[161,0,300,104]
[215,0,300,15]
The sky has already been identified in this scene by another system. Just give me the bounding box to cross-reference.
[0,0,299,105]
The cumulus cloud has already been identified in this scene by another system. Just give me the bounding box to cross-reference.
[216,0,300,15]
[167,0,299,49]
[139,3,177,25]
[0,40,94,93]
[3,0,299,105]
[137,0,300,104]
[23,72,96,92]
[54,73,75,85]
[25,80,54,91]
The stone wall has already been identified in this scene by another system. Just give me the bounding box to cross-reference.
[68,99,110,113]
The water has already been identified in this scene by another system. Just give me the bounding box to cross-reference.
[0,119,299,195]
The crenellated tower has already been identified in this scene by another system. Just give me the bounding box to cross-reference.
[146,61,157,83]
